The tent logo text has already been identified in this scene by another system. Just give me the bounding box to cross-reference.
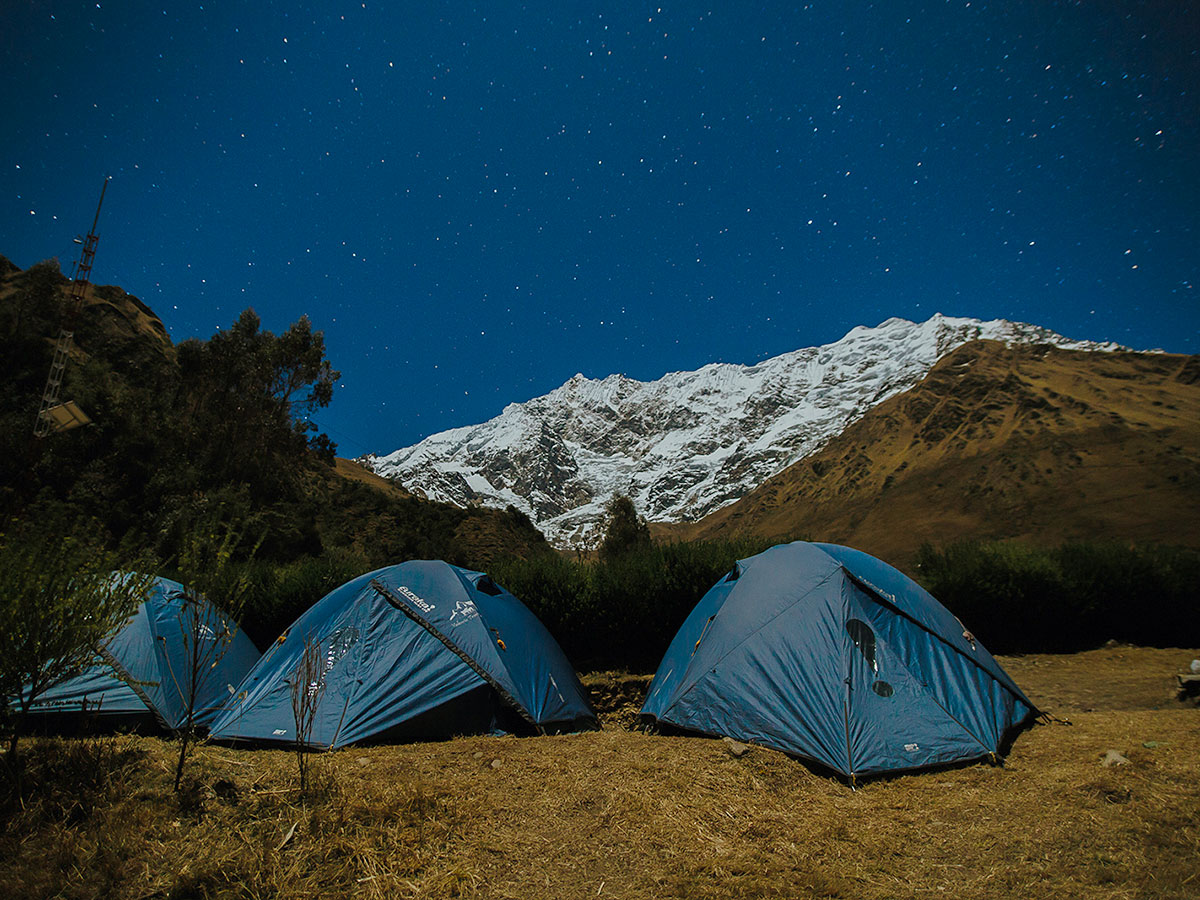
[396,585,435,613]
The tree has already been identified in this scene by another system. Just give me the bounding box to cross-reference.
[173,309,340,497]
[598,494,652,560]
[0,513,155,765]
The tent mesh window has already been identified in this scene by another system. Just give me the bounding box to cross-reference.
[845,618,877,672]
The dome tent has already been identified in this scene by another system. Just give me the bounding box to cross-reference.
[209,560,597,748]
[640,542,1036,781]
[24,575,260,732]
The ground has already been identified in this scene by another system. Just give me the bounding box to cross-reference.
[1,646,1197,899]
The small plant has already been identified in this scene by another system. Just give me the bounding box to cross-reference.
[167,507,260,791]
[291,634,325,797]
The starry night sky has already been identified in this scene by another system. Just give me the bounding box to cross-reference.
[4,2,1198,456]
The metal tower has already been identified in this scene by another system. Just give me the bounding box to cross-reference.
[34,178,108,438]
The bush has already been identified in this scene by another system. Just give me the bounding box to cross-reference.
[0,513,155,762]
[911,540,1200,654]
[233,548,372,648]
[490,536,778,671]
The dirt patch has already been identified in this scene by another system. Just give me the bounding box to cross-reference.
[581,671,653,729]
[999,644,1199,713]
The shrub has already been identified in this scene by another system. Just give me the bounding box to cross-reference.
[0,513,155,764]
[911,540,1200,653]
[490,536,778,671]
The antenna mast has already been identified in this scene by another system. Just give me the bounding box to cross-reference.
[34,177,108,437]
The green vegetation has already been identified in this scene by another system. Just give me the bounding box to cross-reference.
[912,539,1200,654]
[0,514,154,763]
[491,536,779,670]
[598,494,652,560]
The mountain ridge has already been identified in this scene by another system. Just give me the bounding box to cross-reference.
[368,313,1127,545]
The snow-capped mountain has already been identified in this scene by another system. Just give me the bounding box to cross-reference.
[368,314,1123,546]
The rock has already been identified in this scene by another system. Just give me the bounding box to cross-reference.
[356,756,371,767]
[490,758,502,769]
[1101,749,1130,767]
[1190,659,1200,675]
[723,736,750,758]
[473,751,484,759]
[1178,674,1200,700]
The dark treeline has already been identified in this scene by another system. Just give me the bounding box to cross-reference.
[482,537,1200,671]
[156,529,1200,672]
[0,258,547,584]
[912,540,1200,655]
[489,537,780,671]
[1,258,337,562]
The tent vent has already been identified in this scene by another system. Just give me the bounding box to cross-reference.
[475,576,503,596]
[724,565,741,583]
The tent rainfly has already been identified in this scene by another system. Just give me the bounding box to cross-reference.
[23,575,260,732]
[209,560,597,748]
[640,541,1037,781]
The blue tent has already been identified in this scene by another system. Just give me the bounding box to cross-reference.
[209,560,597,748]
[25,575,260,731]
[641,542,1036,781]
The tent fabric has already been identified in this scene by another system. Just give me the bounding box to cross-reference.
[640,541,1036,780]
[208,560,597,749]
[25,575,260,731]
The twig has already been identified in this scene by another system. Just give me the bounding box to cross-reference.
[275,821,298,851]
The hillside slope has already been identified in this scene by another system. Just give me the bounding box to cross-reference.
[0,256,551,568]
[666,341,1200,565]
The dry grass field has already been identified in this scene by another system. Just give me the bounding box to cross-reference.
[2,646,1197,899]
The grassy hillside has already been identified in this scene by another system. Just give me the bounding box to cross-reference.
[665,340,1200,566]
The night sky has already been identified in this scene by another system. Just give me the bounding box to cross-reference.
[4,2,1197,457]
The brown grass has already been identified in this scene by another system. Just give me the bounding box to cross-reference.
[2,647,1197,899]
[332,457,411,498]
